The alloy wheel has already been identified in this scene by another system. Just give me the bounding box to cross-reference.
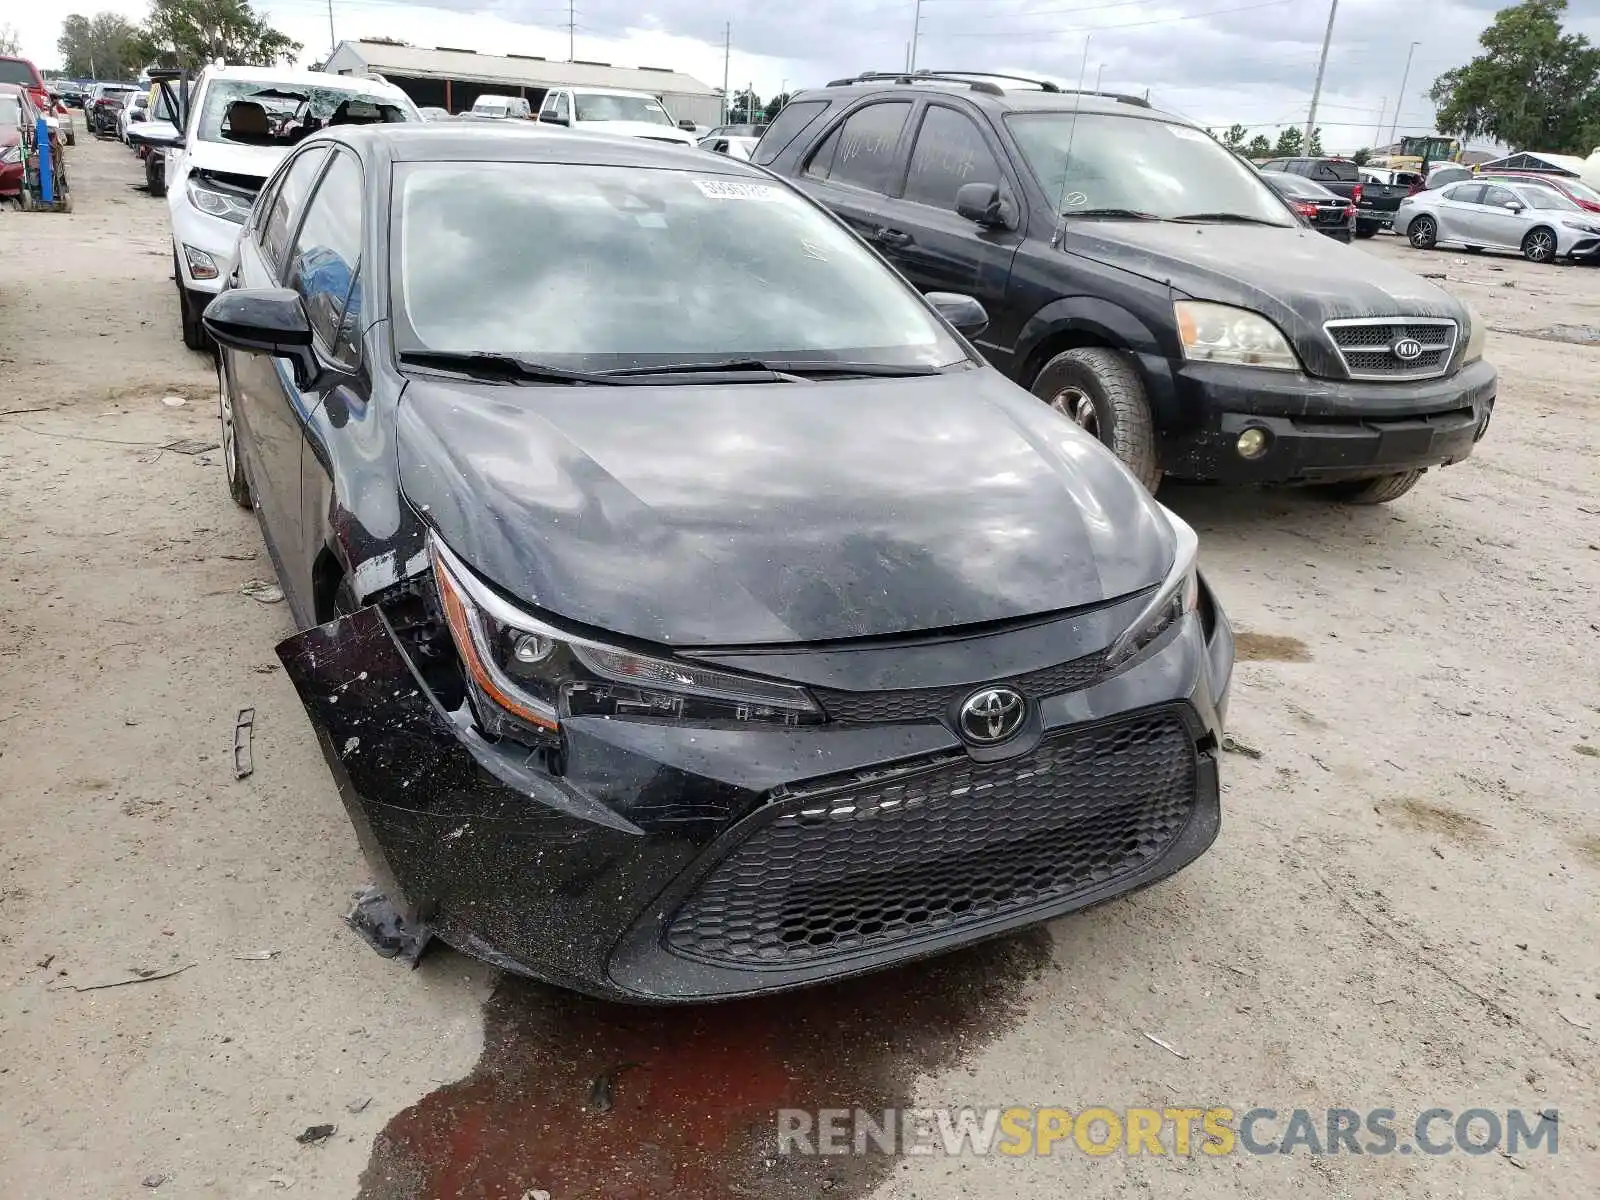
[1409,216,1436,250]
[1524,230,1555,263]
[1051,386,1100,438]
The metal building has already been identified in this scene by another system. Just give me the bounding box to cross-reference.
[321,40,723,127]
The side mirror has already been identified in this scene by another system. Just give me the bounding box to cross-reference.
[926,292,988,338]
[1503,201,1524,212]
[677,118,696,131]
[955,181,1009,229]
[203,288,322,390]
[127,122,184,149]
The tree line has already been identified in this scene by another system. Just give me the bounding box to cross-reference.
[56,0,299,80]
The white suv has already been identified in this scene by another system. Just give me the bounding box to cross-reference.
[131,64,418,350]
[536,86,695,146]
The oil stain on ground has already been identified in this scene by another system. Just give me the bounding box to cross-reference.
[1232,631,1311,662]
[1396,797,1489,846]
[360,930,1054,1200]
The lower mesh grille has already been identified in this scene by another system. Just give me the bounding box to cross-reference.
[664,709,1198,967]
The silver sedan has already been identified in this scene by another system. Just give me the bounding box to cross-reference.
[1395,179,1600,263]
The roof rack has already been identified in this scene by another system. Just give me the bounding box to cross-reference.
[825,70,1150,107]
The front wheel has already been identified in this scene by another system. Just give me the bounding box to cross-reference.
[218,356,251,508]
[146,153,165,196]
[1315,470,1424,505]
[1031,346,1162,493]
[1522,227,1557,264]
[1407,215,1437,250]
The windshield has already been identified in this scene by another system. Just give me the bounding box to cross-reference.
[199,79,412,145]
[0,61,36,87]
[473,98,508,113]
[0,95,20,126]
[394,162,965,369]
[573,93,673,126]
[1510,186,1579,211]
[1006,111,1294,225]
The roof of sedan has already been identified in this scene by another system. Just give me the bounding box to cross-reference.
[322,122,770,173]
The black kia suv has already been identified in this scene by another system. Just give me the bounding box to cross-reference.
[757,71,1497,503]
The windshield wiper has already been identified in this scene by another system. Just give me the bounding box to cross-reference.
[1061,207,1164,220]
[602,359,944,380]
[1170,212,1288,225]
[397,350,622,385]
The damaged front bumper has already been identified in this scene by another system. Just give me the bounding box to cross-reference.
[279,590,1234,1003]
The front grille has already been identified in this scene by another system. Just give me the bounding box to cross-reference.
[664,709,1198,967]
[811,651,1105,724]
[1325,317,1457,381]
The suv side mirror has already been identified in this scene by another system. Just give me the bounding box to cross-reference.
[127,122,184,149]
[543,112,569,126]
[203,288,322,390]
[926,292,989,338]
[956,182,1009,229]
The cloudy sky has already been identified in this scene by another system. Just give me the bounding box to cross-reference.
[17,0,1600,150]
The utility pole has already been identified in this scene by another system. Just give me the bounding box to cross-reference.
[721,22,730,125]
[327,0,336,60]
[1304,0,1339,149]
[1094,63,1103,95]
[1389,41,1418,145]
[568,0,576,62]
[1372,96,1387,147]
[909,0,922,73]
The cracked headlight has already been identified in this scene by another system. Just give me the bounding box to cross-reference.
[1462,303,1486,364]
[428,533,822,742]
[1105,509,1200,671]
[1175,301,1299,371]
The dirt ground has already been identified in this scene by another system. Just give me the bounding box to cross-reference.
[1,130,1595,1200]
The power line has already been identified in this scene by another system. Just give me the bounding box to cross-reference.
[926,0,1293,38]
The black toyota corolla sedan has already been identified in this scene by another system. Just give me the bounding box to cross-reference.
[204,123,1235,1002]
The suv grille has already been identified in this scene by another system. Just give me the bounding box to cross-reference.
[811,651,1105,724]
[1325,317,1457,380]
[664,709,1198,967]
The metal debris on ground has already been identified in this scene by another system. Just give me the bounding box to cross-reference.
[162,438,219,455]
[345,884,433,967]
[1142,1032,1189,1060]
[1556,1009,1591,1030]
[520,1191,552,1200]
[267,1175,295,1188]
[1419,271,1447,279]
[294,1124,336,1146]
[233,708,255,780]
[586,1061,642,1114]
[1501,1152,1526,1169]
[60,962,196,992]
[141,1173,168,1188]
[239,579,284,603]
[232,950,279,961]
[1221,734,1264,760]
[346,1096,372,1114]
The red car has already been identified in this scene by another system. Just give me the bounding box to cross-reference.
[0,54,50,115]
[0,83,67,204]
[1478,171,1600,214]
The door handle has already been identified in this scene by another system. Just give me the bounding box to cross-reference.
[874,227,913,248]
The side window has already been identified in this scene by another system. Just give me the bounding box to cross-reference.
[1480,185,1516,208]
[806,101,911,194]
[554,91,570,122]
[1311,163,1338,181]
[752,98,829,166]
[262,147,330,274]
[1260,159,1284,172]
[1445,183,1485,205]
[285,151,363,358]
[903,105,1003,210]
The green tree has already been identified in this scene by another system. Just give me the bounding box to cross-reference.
[1245,133,1272,157]
[1351,146,1372,166]
[0,23,20,56]
[136,0,300,70]
[1272,126,1304,156]
[1220,123,1248,150]
[764,92,790,121]
[57,13,145,79]
[1429,0,1600,153]
[728,87,762,124]
[1307,126,1325,155]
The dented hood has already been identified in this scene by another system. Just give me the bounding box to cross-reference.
[395,369,1175,648]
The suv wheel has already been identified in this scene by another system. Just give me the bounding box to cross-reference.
[1315,469,1423,505]
[1032,347,1162,493]
[174,250,209,351]
[1407,215,1437,250]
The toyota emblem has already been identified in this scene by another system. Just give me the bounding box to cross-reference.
[957,686,1027,745]
[1392,337,1425,361]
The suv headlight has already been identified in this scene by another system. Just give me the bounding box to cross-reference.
[1462,303,1486,364]
[429,533,822,742]
[1175,301,1299,371]
[186,178,253,224]
[1105,509,1200,671]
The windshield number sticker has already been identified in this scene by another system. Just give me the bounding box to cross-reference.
[692,178,785,202]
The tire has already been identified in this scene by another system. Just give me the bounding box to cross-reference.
[64,128,75,147]
[1407,215,1437,249]
[1521,227,1557,264]
[1316,470,1424,505]
[218,356,251,508]
[146,153,165,197]
[1031,346,1161,493]
[176,260,210,351]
